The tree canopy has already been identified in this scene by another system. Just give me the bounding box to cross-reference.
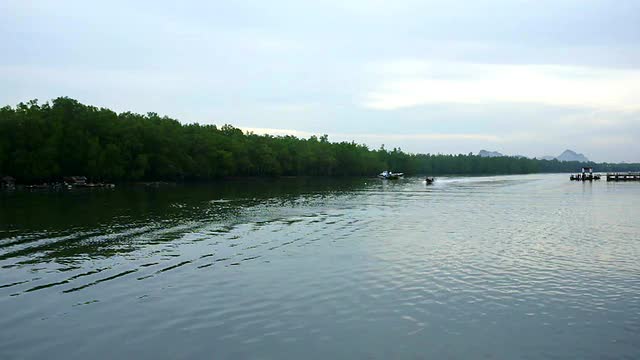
[1,98,638,183]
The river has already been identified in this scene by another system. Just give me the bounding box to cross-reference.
[1,174,639,359]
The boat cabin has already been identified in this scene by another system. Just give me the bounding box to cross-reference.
[378,170,404,180]
[571,167,600,181]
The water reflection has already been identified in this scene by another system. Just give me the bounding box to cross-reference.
[0,178,367,262]
[1,175,639,359]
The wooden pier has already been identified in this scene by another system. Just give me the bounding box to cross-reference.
[606,172,640,181]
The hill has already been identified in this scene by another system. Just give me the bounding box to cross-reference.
[478,150,504,158]
[556,149,590,162]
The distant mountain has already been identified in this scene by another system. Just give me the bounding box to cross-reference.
[478,150,504,158]
[556,149,589,162]
[538,150,590,162]
[479,149,590,162]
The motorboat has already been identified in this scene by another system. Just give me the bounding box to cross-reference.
[378,170,404,180]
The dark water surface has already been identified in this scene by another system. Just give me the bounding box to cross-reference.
[1,174,639,359]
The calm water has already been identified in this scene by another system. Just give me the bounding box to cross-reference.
[1,174,639,359]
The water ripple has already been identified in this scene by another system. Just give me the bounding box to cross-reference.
[1,175,639,359]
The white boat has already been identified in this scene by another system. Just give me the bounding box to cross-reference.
[378,170,404,180]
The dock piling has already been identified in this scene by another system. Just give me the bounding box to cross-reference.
[606,172,640,181]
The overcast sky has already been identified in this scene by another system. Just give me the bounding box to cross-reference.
[2,0,639,162]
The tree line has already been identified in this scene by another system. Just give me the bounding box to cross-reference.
[0,97,638,183]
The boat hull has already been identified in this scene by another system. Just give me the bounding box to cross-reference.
[378,172,404,180]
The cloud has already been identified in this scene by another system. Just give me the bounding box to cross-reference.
[362,61,640,111]
[2,1,639,162]
[241,127,500,142]
[588,135,635,147]
[555,110,639,128]
[344,132,501,142]
[240,127,314,138]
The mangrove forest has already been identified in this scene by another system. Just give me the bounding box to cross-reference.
[1,97,638,183]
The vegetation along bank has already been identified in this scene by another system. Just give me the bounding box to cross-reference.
[1,98,639,183]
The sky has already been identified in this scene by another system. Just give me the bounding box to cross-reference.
[2,0,640,162]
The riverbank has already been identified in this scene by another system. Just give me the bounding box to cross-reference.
[5,98,640,184]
